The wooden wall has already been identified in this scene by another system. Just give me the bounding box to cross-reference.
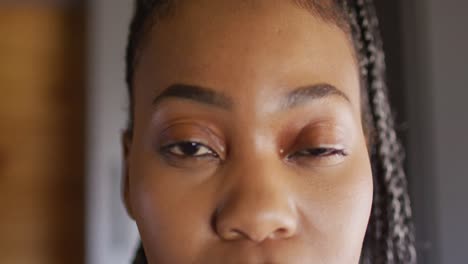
[0,4,85,264]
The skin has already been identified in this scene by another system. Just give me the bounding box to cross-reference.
[123,0,373,263]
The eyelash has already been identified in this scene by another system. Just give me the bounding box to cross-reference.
[290,147,348,158]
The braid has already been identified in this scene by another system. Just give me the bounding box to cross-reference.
[126,1,417,263]
[342,0,417,263]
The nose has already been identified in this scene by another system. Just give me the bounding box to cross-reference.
[214,162,298,243]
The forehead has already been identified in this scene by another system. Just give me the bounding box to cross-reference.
[134,0,359,106]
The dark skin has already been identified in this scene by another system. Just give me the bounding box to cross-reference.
[123,0,373,263]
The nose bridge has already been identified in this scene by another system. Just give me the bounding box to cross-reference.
[214,155,299,242]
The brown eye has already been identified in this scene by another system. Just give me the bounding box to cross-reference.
[162,141,219,158]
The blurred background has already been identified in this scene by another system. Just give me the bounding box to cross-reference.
[0,0,466,263]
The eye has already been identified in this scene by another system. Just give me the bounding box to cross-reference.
[286,145,349,167]
[294,147,348,157]
[162,141,219,158]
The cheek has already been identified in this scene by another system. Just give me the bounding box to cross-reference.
[129,158,216,263]
[296,147,373,260]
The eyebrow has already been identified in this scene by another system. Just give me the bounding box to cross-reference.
[152,83,350,110]
[280,83,350,110]
[153,84,233,109]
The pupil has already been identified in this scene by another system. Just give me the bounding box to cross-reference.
[180,142,200,156]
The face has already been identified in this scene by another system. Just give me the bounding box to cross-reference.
[123,0,373,263]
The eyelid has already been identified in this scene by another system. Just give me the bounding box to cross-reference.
[286,123,348,148]
[155,123,227,159]
[285,147,349,168]
[161,141,219,158]
[290,144,347,157]
[158,141,222,170]
[284,129,351,167]
[312,143,346,149]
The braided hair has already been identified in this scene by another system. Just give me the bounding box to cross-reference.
[125,1,417,263]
